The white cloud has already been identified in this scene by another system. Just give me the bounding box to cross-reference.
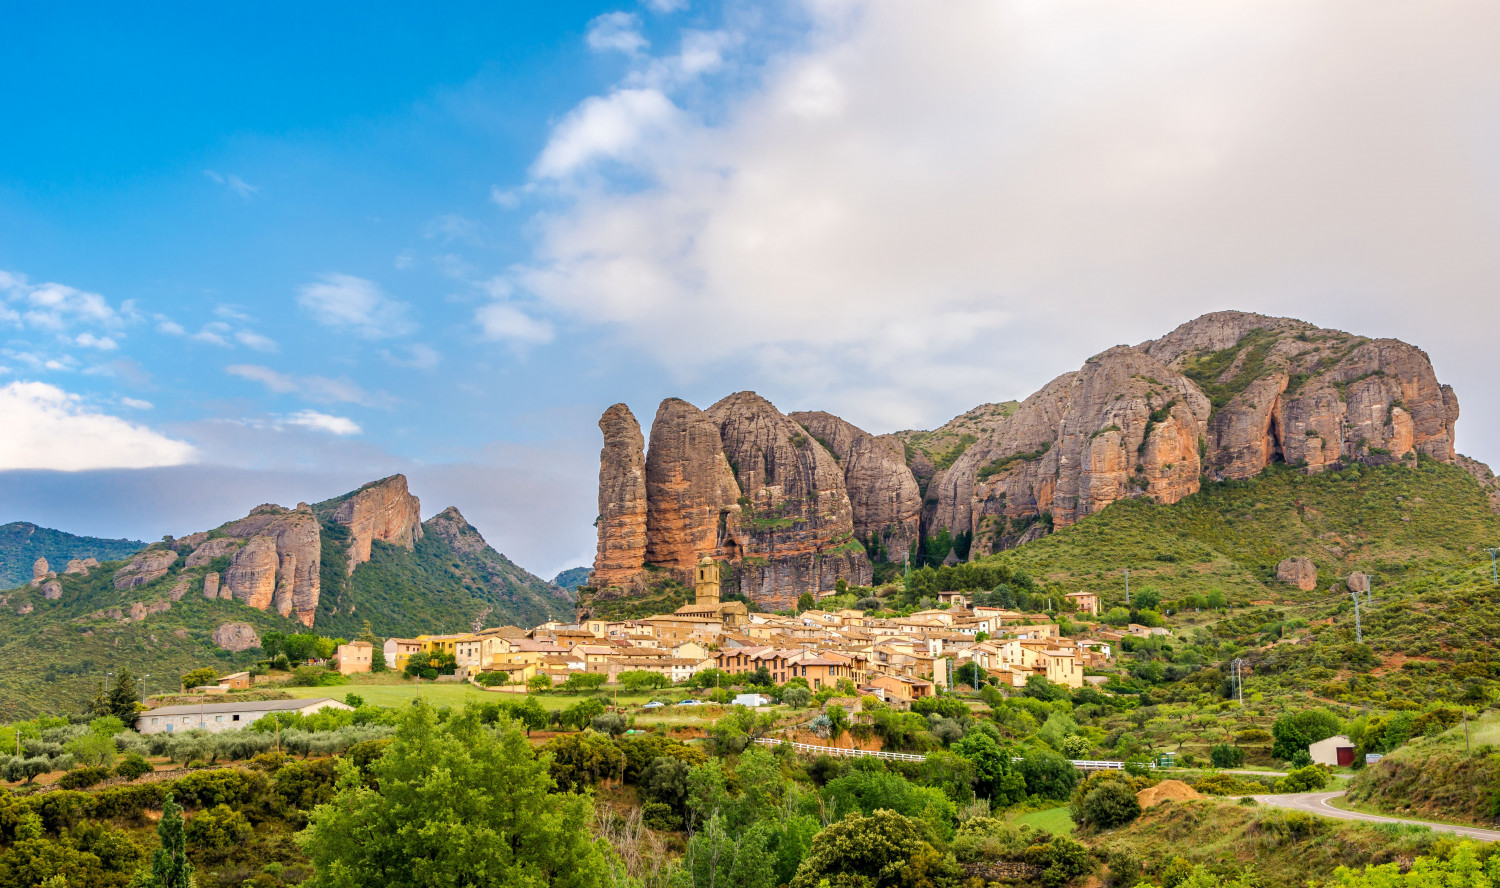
[0,381,195,470]
[530,89,680,179]
[190,323,232,347]
[234,330,278,352]
[587,12,648,54]
[1,271,123,334]
[281,410,362,436]
[204,170,259,199]
[120,397,153,410]
[156,317,187,336]
[226,363,387,406]
[476,303,555,345]
[516,0,1500,442]
[296,273,415,339]
[642,0,687,12]
[381,343,441,370]
[73,332,118,351]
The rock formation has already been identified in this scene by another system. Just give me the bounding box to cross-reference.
[643,399,744,573]
[790,411,922,563]
[221,504,321,626]
[329,475,424,573]
[1143,312,1459,479]
[63,558,96,576]
[1347,572,1371,594]
[592,394,872,610]
[40,579,62,600]
[113,549,178,589]
[185,537,239,568]
[1458,455,1500,513]
[1277,557,1318,591]
[593,404,649,588]
[203,571,220,600]
[929,346,1211,557]
[32,558,48,582]
[213,622,262,652]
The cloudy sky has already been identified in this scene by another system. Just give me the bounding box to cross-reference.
[3,1,1498,579]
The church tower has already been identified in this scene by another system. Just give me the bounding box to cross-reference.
[694,555,720,607]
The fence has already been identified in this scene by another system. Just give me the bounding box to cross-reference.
[753,738,1154,771]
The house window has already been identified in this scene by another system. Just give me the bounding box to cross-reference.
[151,718,159,725]
[183,717,191,724]
[215,715,223,723]
[232,714,240,721]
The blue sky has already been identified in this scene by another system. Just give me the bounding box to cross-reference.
[3,1,1499,578]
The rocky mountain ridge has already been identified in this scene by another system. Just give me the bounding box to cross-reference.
[591,311,1485,606]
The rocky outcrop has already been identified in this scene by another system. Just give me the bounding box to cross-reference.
[592,404,649,588]
[1277,557,1318,591]
[1347,572,1371,594]
[32,558,48,582]
[329,475,423,573]
[1143,312,1460,479]
[1458,455,1500,513]
[420,506,575,628]
[930,346,1211,556]
[203,571,221,600]
[63,558,96,576]
[185,537,239,568]
[113,549,179,589]
[40,579,62,600]
[222,504,321,626]
[791,411,922,562]
[643,399,744,573]
[213,622,262,652]
[708,393,871,609]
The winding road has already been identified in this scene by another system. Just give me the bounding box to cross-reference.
[1252,791,1500,842]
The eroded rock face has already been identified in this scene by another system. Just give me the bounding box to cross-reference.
[1143,312,1460,479]
[1277,557,1318,591]
[707,393,871,609]
[185,537,239,568]
[930,346,1210,556]
[213,622,262,652]
[791,411,922,562]
[222,505,320,626]
[40,579,62,600]
[113,549,179,589]
[592,404,649,589]
[32,558,48,582]
[1458,455,1500,513]
[1347,572,1371,594]
[330,475,423,574]
[203,572,220,600]
[63,558,93,576]
[644,398,743,573]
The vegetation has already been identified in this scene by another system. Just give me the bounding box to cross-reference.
[0,521,143,587]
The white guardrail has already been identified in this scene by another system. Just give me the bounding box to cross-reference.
[752,738,1154,770]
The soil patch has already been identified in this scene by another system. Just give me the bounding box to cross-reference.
[1137,779,1203,807]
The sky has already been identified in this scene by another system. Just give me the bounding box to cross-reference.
[3,0,1498,580]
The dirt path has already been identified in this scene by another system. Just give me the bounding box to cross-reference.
[1253,791,1500,842]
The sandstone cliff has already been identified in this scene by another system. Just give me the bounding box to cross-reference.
[326,475,424,573]
[1458,455,1500,513]
[643,398,744,573]
[928,346,1211,556]
[791,411,922,562]
[220,504,322,627]
[593,404,649,588]
[1142,312,1459,479]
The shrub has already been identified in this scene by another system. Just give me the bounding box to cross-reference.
[1275,765,1330,793]
[475,671,511,687]
[1210,744,1246,769]
[58,765,111,790]
[185,803,253,852]
[591,712,628,738]
[114,752,153,781]
[1072,777,1141,830]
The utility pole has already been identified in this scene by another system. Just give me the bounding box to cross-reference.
[1350,588,1362,644]
[1125,569,1130,606]
[141,675,150,705]
[105,671,112,696]
[1488,549,1499,585]
[1464,710,1471,755]
[1232,658,1245,705]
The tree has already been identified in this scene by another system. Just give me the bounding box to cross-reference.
[544,730,625,792]
[1015,749,1080,801]
[825,703,850,740]
[591,712,628,738]
[954,731,1026,805]
[94,668,141,725]
[561,672,607,693]
[954,661,987,688]
[1131,588,1161,612]
[789,809,962,888]
[673,814,776,888]
[179,667,218,691]
[781,686,812,709]
[1271,709,1342,762]
[67,719,120,769]
[297,703,613,888]
[1210,744,1245,769]
[796,592,815,612]
[1072,777,1141,830]
[359,621,388,673]
[528,675,553,693]
[1275,764,1330,793]
[561,697,606,731]
[619,670,671,692]
[143,792,195,888]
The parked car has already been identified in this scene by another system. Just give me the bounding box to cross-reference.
[675,699,702,707]
[642,701,664,709]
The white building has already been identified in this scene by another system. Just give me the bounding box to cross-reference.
[136,698,352,735]
[1308,734,1355,768]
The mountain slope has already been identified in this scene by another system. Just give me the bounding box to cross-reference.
[0,522,143,587]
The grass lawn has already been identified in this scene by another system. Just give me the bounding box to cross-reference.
[1012,806,1074,835]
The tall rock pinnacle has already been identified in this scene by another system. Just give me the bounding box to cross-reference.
[592,404,648,588]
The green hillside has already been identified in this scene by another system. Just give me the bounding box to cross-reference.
[0,522,143,587]
[553,566,590,591]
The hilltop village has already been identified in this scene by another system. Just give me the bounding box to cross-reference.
[370,557,1122,704]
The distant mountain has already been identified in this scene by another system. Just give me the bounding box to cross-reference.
[0,522,143,587]
[0,475,573,717]
[552,566,591,592]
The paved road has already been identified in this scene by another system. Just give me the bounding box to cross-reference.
[1253,791,1500,842]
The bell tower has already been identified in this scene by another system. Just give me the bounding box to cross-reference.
[694,555,720,607]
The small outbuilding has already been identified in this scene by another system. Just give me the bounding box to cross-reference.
[136,697,352,735]
[733,693,773,707]
[1308,734,1355,768]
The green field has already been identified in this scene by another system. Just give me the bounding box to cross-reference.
[1011,806,1074,835]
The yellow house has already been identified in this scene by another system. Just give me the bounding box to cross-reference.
[334,641,373,675]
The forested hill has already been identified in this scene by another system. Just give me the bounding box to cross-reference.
[0,522,143,587]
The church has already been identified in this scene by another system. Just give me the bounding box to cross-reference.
[672,555,748,628]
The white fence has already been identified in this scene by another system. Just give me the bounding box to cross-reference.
[753,738,1153,771]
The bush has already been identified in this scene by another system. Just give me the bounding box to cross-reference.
[1072,777,1141,830]
[114,752,153,781]
[475,671,511,687]
[58,765,111,790]
[1275,765,1330,793]
[290,665,348,687]
[1210,744,1246,769]
[185,803,253,851]
[591,713,628,738]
